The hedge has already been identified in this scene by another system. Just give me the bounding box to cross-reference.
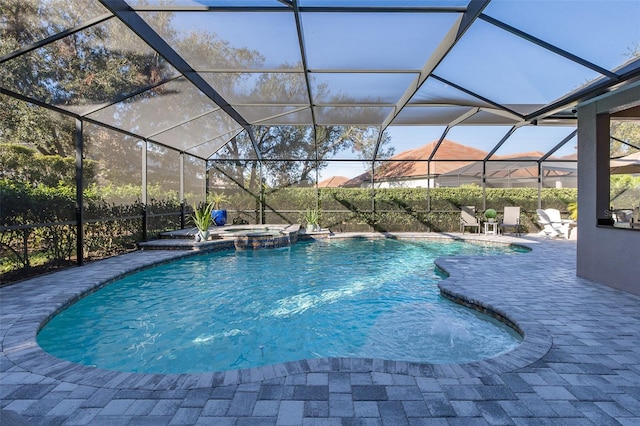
[1,182,577,284]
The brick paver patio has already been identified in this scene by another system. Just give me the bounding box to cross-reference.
[2,233,639,425]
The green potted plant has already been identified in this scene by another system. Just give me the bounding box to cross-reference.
[484,208,497,223]
[192,202,214,241]
[303,208,320,233]
[209,192,229,226]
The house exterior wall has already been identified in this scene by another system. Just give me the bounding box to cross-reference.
[576,83,640,296]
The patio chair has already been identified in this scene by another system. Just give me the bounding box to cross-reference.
[498,206,521,236]
[536,209,558,237]
[460,206,481,234]
[544,208,572,239]
[536,209,558,238]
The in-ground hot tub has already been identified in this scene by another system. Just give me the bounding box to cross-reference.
[140,224,301,251]
[228,226,300,250]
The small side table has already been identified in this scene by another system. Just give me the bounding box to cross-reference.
[484,221,498,235]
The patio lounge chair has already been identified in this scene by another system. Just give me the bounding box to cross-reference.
[460,206,481,234]
[544,208,572,239]
[536,209,557,237]
[498,206,521,236]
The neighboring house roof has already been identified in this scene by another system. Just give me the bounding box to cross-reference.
[342,139,488,186]
[443,151,575,179]
[318,176,349,188]
[493,151,547,161]
[341,140,577,186]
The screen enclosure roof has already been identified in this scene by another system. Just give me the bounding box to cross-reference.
[1,0,639,161]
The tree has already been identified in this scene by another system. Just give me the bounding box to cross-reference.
[207,69,395,189]
[609,42,640,157]
[210,125,393,190]
[0,0,173,157]
[610,120,639,158]
[0,143,94,187]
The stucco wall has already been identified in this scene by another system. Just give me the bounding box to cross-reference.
[576,84,640,296]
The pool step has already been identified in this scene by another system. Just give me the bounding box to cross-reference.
[138,238,234,251]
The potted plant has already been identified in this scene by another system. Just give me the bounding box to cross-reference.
[192,202,214,241]
[484,208,497,223]
[209,192,229,226]
[303,208,320,233]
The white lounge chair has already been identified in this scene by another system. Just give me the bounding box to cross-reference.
[498,206,521,236]
[544,208,572,239]
[536,209,558,237]
[460,206,481,234]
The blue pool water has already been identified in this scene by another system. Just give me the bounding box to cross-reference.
[38,239,524,374]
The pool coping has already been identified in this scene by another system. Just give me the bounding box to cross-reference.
[1,232,551,391]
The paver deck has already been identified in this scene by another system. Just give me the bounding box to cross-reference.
[1,233,639,425]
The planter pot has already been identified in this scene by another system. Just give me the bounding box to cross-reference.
[196,230,209,242]
[487,218,495,223]
[211,209,227,226]
[306,224,316,233]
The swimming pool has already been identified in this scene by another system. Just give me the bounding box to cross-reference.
[38,238,524,374]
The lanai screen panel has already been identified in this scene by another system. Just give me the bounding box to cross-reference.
[541,161,577,190]
[209,131,258,161]
[490,126,577,161]
[152,109,242,153]
[0,17,178,116]
[146,142,180,203]
[435,126,514,160]
[86,78,221,141]
[251,125,315,160]
[433,18,603,115]
[402,76,523,126]
[138,9,306,126]
[236,107,313,126]
[83,123,143,207]
[485,161,538,189]
[301,12,459,70]
[385,126,446,154]
[187,129,244,160]
[318,161,370,190]
[314,125,382,191]
[484,0,640,73]
[409,77,494,109]
[139,10,300,71]
[183,154,205,207]
[435,161,484,188]
[262,161,319,224]
[207,159,262,224]
[302,10,460,127]
[0,0,110,51]
[392,106,476,126]
[201,72,309,105]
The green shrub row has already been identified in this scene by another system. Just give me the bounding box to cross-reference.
[0,179,183,284]
[2,181,578,284]
[225,186,577,232]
